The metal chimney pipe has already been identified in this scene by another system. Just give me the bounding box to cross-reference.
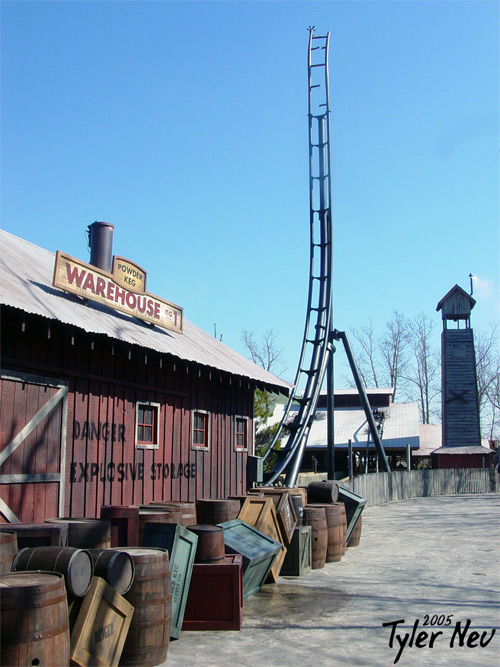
[87,221,114,273]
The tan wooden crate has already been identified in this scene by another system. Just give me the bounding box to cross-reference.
[238,497,275,529]
[250,490,297,546]
[237,496,286,582]
[70,576,134,667]
[257,507,287,583]
[275,492,297,546]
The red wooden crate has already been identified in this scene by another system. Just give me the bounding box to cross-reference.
[100,506,139,547]
[182,554,243,631]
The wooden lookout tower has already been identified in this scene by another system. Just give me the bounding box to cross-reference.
[434,284,485,468]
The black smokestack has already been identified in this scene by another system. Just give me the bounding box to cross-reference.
[87,221,114,273]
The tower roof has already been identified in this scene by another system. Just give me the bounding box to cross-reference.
[436,284,476,320]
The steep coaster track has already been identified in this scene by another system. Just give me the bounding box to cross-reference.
[262,28,390,486]
[263,28,334,486]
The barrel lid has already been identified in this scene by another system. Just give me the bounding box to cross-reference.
[110,546,168,560]
[66,550,93,597]
[0,570,65,592]
[187,524,223,533]
[103,552,135,594]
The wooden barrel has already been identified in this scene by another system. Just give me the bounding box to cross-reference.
[1,571,70,666]
[187,525,225,563]
[164,502,197,527]
[138,510,176,545]
[302,507,328,569]
[290,494,304,527]
[196,499,240,525]
[149,502,186,525]
[312,503,347,562]
[46,518,111,549]
[307,480,341,503]
[339,502,347,548]
[100,505,139,547]
[87,548,135,595]
[0,530,18,574]
[117,547,172,667]
[347,516,362,547]
[12,546,93,598]
[1,522,69,549]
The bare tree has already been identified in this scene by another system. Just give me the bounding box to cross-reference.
[475,323,500,439]
[349,320,380,388]
[378,311,410,401]
[484,361,500,440]
[241,329,287,376]
[241,329,288,428]
[404,312,441,423]
[346,312,410,401]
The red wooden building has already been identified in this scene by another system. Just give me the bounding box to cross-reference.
[0,228,289,524]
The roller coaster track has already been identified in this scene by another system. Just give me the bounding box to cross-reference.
[262,29,391,486]
[262,28,334,486]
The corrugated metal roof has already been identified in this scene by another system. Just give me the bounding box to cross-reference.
[268,401,420,450]
[415,424,442,456]
[0,230,291,392]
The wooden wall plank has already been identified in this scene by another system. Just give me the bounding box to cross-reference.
[2,309,260,519]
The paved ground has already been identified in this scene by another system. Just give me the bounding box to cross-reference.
[166,493,500,667]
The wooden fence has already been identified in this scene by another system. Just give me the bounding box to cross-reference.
[297,469,499,508]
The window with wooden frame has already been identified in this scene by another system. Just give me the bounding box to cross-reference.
[136,402,160,449]
[192,410,210,450]
[234,416,248,451]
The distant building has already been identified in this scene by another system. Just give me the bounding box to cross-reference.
[414,424,495,470]
[268,388,420,476]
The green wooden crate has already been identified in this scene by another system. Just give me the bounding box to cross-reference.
[142,522,198,639]
[280,525,312,577]
[218,519,281,601]
[338,488,367,544]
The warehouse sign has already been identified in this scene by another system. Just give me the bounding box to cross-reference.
[53,251,183,333]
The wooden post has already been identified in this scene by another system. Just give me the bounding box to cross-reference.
[348,439,353,480]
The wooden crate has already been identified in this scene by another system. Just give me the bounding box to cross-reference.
[69,576,134,667]
[0,522,68,548]
[280,526,312,577]
[141,522,198,640]
[255,491,297,546]
[182,554,243,631]
[238,497,287,582]
[337,488,367,544]
[218,520,281,601]
[100,506,139,548]
[238,497,275,528]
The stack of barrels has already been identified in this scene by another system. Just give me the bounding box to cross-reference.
[0,511,175,667]
[303,481,349,569]
[0,489,361,664]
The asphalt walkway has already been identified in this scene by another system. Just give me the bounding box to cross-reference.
[167,493,500,667]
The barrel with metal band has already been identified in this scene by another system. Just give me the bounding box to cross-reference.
[12,546,93,598]
[188,525,225,564]
[302,506,328,569]
[117,547,172,667]
[0,571,70,666]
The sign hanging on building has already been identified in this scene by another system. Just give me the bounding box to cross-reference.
[53,251,183,333]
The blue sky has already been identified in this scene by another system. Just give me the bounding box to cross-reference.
[2,0,498,386]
